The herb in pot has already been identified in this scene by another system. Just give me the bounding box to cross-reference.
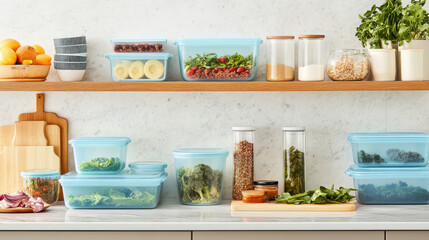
[79,157,121,172]
[176,164,223,204]
[358,181,429,203]
[398,0,429,43]
[275,185,356,205]
[284,146,305,195]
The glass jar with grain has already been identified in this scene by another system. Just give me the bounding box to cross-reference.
[282,127,306,195]
[232,127,255,200]
[266,36,295,81]
[298,35,325,81]
[254,180,278,201]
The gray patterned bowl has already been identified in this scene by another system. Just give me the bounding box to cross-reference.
[54,36,86,46]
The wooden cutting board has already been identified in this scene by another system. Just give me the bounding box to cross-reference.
[13,121,48,146]
[0,204,50,213]
[17,93,68,175]
[0,146,60,194]
[0,125,60,157]
[231,200,356,212]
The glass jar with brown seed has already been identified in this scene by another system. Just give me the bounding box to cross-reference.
[232,127,255,200]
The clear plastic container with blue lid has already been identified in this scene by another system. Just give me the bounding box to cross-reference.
[174,38,262,81]
[60,170,167,209]
[345,165,429,205]
[348,133,429,167]
[173,148,228,206]
[69,137,131,175]
[21,169,60,204]
[129,161,167,177]
[111,38,167,53]
[105,53,172,81]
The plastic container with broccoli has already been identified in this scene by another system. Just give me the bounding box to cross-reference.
[348,133,429,167]
[173,148,228,205]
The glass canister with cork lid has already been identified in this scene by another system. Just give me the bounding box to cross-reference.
[232,127,255,200]
[266,36,295,81]
[282,127,306,195]
[298,35,325,81]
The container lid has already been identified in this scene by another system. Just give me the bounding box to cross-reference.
[242,190,265,197]
[267,36,294,39]
[345,165,429,179]
[129,161,167,171]
[105,53,172,60]
[21,169,60,178]
[69,137,131,146]
[282,127,305,131]
[298,35,325,39]
[110,38,167,43]
[232,127,255,131]
[173,148,229,158]
[174,38,263,46]
[254,180,279,186]
[348,133,429,143]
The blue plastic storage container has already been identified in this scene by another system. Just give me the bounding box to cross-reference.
[69,137,131,175]
[345,165,429,205]
[110,38,167,53]
[174,38,262,81]
[60,170,167,209]
[348,133,429,167]
[173,148,228,206]
[105,53,172,81]
[129,161,167,177]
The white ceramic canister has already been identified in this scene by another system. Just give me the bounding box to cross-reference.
[367,49,396,81]
[400,49,424,81]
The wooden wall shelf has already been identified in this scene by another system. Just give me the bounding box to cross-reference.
[0,80,428,92]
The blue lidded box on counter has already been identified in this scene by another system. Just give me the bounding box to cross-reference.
[69,137,131,175]
[60,169,167,209]
[345,165,429,205]
[174,38,262,81]
[348,133,429,167]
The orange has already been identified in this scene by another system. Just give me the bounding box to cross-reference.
[0,47,17,65]
[32,44,45,55]
[34,54,51,65]
[0,39,21,52]
[16,45,37,64]
[22,60,33,65]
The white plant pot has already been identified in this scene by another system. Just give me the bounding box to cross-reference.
[400,49,424,81]
[367,49,396,81]
[398,39,429,80]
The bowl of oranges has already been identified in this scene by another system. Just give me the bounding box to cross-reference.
[0,39,51,81]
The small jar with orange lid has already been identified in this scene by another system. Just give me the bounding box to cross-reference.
[242,190,265,203]
[266,36,295,81]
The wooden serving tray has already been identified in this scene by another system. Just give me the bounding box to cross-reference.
[231,200,356,212]
[0,204,50,213]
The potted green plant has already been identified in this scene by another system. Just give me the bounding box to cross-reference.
[356,0,403,81]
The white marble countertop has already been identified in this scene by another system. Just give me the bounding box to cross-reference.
[0,200,429,231]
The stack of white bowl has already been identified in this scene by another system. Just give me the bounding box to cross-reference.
[53,36,87,82]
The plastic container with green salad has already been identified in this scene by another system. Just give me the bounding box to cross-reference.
[21,169,60,204]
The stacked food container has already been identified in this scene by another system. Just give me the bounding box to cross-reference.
[106,39,172,81]
[60,137,168,209]
[53,36,87,82]
[345,133,429,204]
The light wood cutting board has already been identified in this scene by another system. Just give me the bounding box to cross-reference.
[231,200,356,212]
[13,121,47,146]
[17,93,68,175]
[0,146,60,194]
[0,125,60,157]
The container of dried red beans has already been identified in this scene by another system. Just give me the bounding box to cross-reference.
[111,39,167,53]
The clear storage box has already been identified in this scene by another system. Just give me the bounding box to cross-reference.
[110,39,167,53]
[105,53,172,81]
[173,148,228,205]
[129,161,167,177]
[69,137,131,175]
[60,170,167,209]
[348,133,429,167]
[345,165,429,204]
[21,169,60,204]
[174,38,262,81]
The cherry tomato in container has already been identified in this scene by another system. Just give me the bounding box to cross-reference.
[213,67,220,73]
[237,67,245,73]
[219,56,227,63]
[186,69,194,77]
[204,69,212,74]
[191,66,198,71]
[229,67,237,72]
[196,68,204,73]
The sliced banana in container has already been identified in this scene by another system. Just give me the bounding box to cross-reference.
[144,60,164,79]
[114,61,131,79]
[129,61,145,79]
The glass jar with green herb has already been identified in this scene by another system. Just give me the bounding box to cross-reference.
[282,127,305,195]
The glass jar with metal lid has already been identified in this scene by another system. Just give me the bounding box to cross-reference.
[266,36,295,81]
[282,127,306,195]
[254,180,279,200]
[298,35,325,81]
